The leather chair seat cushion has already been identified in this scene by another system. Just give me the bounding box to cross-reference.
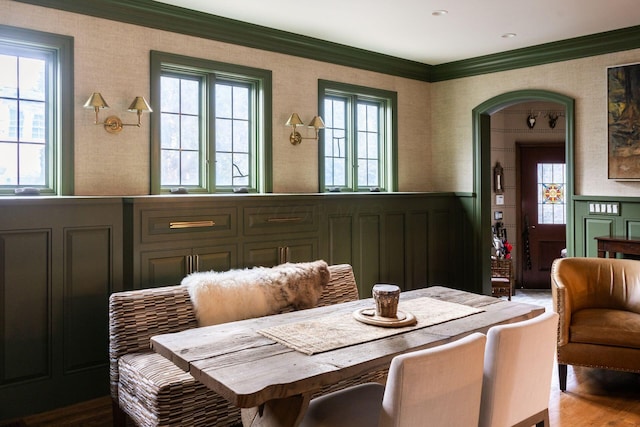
[570,308,640,349]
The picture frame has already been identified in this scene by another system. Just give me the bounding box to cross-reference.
[607,62,640,180]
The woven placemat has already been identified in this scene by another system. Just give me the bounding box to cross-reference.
[257,296,484,355]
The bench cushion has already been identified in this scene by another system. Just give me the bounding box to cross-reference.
[570,308,640,349]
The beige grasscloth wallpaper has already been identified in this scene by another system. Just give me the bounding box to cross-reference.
[3,0,640,197]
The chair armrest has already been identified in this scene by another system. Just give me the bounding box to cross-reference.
[317,264,359,306]
[551,260,571,346]
[109,285,198,398]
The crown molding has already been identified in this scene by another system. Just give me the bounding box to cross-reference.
[12,0,431,81]
[12,0,640,83]
[430,25,640,82]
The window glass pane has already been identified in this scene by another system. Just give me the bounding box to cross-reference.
[19,143,45,185]
[180,150,199,185]
[161,76,180,113]
[367,133,378,159]
[537,162,566,224]
[0,54,18,98]
[233,153,249,186]
[356,101,380,188]
[216,118,232,152]
[19,100,46,143]
[161,113,179,149]
[216,152,232,185]
[324,97,347,187]
[160,76,201,187]
[19,57,45,101]
[181,79,199,115]
[0,98,18,141]
[161,150,180,186]
[233,120,249,152]
[0,142,17,185]
[215,81,252,188]
[181,115,199,150]
[233,86,248,120]
[216,84,232,118]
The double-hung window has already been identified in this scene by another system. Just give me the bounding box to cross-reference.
[319,80,397,192]
[0,25,73,195]
[151,51,272,194]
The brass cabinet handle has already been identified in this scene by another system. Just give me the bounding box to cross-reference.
[266,217,303,223]
[169,220,215,229]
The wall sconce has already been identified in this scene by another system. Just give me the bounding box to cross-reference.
[84,92,152,134]
[285,113,325,145]
[494,161,504,194]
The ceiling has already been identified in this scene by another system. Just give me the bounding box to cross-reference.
[154,0,640,65]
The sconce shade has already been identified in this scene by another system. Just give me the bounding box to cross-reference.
[84,92,109,109]
[286,113,304,127]
[128,96,153,113]
[308,116,325,129]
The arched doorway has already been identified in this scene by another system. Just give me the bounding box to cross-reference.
[472,90,575,296]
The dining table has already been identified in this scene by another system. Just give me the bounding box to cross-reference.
[151,285,545,427]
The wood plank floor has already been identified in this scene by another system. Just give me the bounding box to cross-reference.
[2,290,639,427]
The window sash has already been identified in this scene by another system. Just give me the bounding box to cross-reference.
[0,45,53,191]
[151,51,271,194]
[320,82,395,192]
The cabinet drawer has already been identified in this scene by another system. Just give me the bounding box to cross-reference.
[243,205,318,235]
[141,207,237,243]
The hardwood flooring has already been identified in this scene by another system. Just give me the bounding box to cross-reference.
[2,289,639,427]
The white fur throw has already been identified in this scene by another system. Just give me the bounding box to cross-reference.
[182,260,330,327]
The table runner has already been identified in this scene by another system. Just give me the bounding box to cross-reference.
[257,296,484,355]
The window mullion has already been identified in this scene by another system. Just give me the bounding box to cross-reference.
[206,73,216,192]
[350,96,358,191]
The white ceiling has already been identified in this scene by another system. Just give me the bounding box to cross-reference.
[154,0,640,65]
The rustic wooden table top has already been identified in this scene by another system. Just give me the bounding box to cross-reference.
[151,286,544,409]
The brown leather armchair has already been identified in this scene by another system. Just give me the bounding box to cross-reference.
[551,257,640,391]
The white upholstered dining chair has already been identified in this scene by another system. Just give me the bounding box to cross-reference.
[479,311,559,427]
[299,332,487,427]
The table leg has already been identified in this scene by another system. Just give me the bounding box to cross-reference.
[241,393,311,427]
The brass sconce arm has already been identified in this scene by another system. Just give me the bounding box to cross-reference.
[286,113,325,145]
[84,93,152,133]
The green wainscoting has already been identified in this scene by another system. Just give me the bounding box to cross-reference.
[573,196,640,257]
[0,192,476,420]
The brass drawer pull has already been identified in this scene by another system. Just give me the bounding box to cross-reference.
[169,220,216,229]
[266,217,304,223]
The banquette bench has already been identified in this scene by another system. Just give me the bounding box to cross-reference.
[109,263,385,427]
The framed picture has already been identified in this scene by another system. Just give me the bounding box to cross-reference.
[607,62,640,179]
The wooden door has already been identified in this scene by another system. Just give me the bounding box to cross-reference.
[519,145,566,288]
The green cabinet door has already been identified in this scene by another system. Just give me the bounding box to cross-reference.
[243,238,318,268]
[140,245,239,287]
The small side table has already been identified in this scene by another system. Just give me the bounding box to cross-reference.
[491,258,513,300]
[595,236,640,258]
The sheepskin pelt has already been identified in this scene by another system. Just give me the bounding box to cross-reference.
[182,260,330,327]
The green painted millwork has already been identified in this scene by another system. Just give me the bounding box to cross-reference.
[13,0,430,82]
[431,25,640,82]
[574,196,640,257]
[0,24,74,195]
[317,80,398,192]
[472,89,575,295]
[149,51,273,194]
[14,1,640,82]
[0,198,123,421]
